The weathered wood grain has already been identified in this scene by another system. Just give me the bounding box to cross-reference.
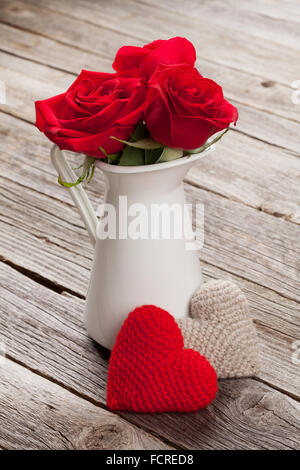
[137,0,300,48]
[0,262,299,450]
[186,132,300,223]
[0,358,172,450]
[1,0,300,124]
[220,0,300,24]
[13,0,300,86]
[229,102,300,154]
[0,22,113,75]
[1,49,300,157]
[0,51,75,118]
[0,0,138,62]
[1,21,299,129]
[201,62,300,126]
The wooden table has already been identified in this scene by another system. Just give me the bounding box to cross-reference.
[0,0,299,450]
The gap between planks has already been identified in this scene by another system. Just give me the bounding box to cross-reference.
[0,255,85,298]
[1,107,300,225]
[0,0,300,121]
[0,357,173,450]
[1,255,299,400]
[0,22,298,126]
[1,55,300,163]
[0,46,79,77]
[3,353,178,450]
[6,0,299,87]
[1,14,299,153]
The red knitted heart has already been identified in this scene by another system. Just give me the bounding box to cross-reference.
[107,305,217,413]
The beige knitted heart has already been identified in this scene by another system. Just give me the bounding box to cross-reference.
[177,280,260,379]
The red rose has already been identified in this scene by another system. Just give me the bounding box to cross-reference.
[35,70,146,158]
[144,64,238,149]
[113,37,196,80]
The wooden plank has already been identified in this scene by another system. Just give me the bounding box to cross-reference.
[186,131,300,224]
[229,102,300,155]
[1,2,299,126]
[1,50,300,156]
[193,0,300,25]
[0,262,299,450]
[0,23,113,75]
[0,358,172,450]
[9,0,299,86]
[199,61,300,125]
[0,51,76,119]
[0,0,138,63]
[188,184,300,302]
[137,0,300,48]
[0,113,299,301]
[1,20,299,128]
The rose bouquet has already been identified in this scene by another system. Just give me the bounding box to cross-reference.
[35,37,238,186]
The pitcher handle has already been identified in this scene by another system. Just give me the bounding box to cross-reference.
[50,144,98,247]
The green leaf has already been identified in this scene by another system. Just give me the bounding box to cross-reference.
[99,146,119,163]
[119,146,145,166]
[72,163,84,170]
[58,174,85,188]
[130,123,149,142]
[186,128,229,155]
[111,135,163,150]
[108,154,120,164]
[145,148,162,164]
[157,147,183,163]
[58,155,96,187]
[86,162,95,183]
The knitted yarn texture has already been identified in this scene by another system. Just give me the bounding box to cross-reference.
[107,305,217,413]
[178,280,260,379]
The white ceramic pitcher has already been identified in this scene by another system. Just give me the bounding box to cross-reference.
[50,144,213,349]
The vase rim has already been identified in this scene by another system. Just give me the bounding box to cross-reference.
[95,145,213,174]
